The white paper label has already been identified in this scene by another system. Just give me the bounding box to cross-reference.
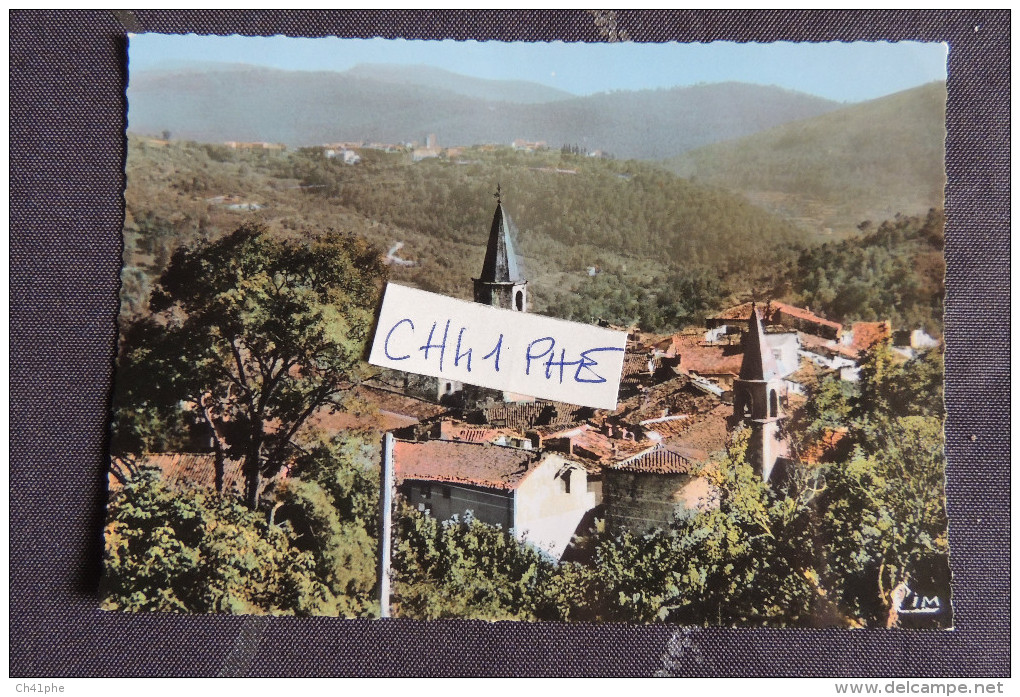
[368,283,627,410]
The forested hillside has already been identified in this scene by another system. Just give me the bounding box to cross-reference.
[122,135,944,335]
[121,137,810,329]
[128,64,840,159]
[780,209,945,335]
[665,82,946,234]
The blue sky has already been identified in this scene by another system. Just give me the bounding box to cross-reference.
[130,34,947,104]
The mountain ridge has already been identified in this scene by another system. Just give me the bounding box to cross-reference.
[663,81,947,233]
[127,63,843,159]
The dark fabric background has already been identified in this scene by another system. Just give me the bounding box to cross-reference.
[10,10,1009,677]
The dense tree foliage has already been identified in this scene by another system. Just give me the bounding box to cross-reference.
[391,345,948,627]
[784,209,945,335]
[548,268,724,332]
[112,222,386,508]
[103,434,381,616]
[103,471,338,615]
[391,505,551,620]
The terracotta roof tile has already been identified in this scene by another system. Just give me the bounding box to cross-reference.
[109,452,283,497]
[530,421,590,438]
[740,305,782,381]
[612,447,695,475]
[308,407,418,435]
[671,335,744,376]
[357,384,450,420]
[481,400,589,432]
[709,301,758,322]
[711,301,841,332]
[392,439,539,491]
[850,321,891,354]
[657,404,732,461]
[797,332,858,360]
[613,375,722,424]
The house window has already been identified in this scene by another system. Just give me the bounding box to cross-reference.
[442,486,451,499]
[769,390,778,418]
[515,290,524,311]
[560,470,571,494]
[422,484,432,500]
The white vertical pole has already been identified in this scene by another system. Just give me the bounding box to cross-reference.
[379,431,394,618]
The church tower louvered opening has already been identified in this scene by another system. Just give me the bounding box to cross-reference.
[474,186,528,312]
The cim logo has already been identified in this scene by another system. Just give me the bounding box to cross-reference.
[895,584,943,615]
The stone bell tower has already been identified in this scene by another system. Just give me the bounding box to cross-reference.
[473,185,528,313]
[732,303,789,481]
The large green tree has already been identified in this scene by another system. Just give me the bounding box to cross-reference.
[113,223,385,508]
[103,471,338,615]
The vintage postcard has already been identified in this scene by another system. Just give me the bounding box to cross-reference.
[104,35,950,627]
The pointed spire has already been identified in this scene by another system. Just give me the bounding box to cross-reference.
[739,303,781,381]
[479,195,523,283]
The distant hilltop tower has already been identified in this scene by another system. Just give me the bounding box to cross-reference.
[732,303,789,481]
[474,185,528,312]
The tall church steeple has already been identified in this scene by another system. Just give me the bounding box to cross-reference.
[739,303,782,383]
[732,303,788,481]
[474,186,528,312]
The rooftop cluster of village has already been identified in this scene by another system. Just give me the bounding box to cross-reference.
[210,134,600,165]
[363,197,937,559]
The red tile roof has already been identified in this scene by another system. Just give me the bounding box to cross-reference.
[801,428,851,465]
[481,400,589,432]
[613,375,721,425]
[436,419,520,444]
[642,416,692,440]
[673,335,743,376]
[657,404,732,461]
[109,452,283,497]
[771,302,842,331]
[530,422,589,438]
[797,331,858,360]
[308,407,418,435]
[710,301,842,332]
[740,305,782,381]
[612,446,695,475]
[850,321,891,354]
[392,439,539,491]
[566,426,650,464]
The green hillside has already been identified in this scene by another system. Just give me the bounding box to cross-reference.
[780,209,945,335]
[665,82,946,235]
[121,137,811,330]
